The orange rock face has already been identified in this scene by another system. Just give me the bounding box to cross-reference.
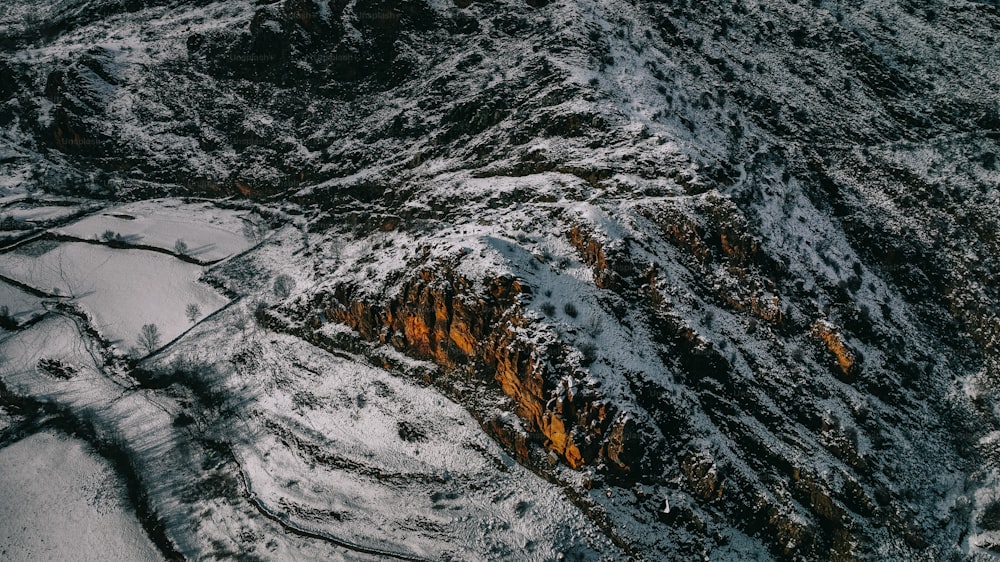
[682,451,725,500]
[566,225,635,289]
[811,320,859,381]
[567,225,612,285]
[316,267,633,471]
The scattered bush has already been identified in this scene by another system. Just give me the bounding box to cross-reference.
[251,300,268,326]
[579,342,598,367]
[233,307,249,335]
[273,274,295,299]
[540,302,556,317]
[564,302,579,318]
[397,420,428,443]
[37,357,77,379]
[101,230,126,247]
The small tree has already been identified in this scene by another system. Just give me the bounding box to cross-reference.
[138,323,161,354]
[273,274,295,299]
[101,229,117,242]
[186,303,201,323]
[0,305,14,330]
[174,239,189,255]
[233,306,249,337]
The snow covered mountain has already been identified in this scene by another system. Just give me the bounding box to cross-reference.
[2,0,1000,560]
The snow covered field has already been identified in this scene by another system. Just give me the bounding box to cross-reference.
[4,204,82,224]
[55,199,258,262]
[0,280,43,327]
[0,241,228,351]
[0,431,163,562]
[0,314,97,378]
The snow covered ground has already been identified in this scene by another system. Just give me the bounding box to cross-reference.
[0,241,228,352]
[151,315,619,561]
[0,314,97,378]
[55,199,257,262]
[4,203,82,224]
[0,280,44,327]
[0,431,163,562]
[0,309,335,561]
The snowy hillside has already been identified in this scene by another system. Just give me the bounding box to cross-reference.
[2,0,1000,560]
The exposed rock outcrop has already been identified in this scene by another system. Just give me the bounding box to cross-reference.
[811,320,859,381]
[307,267,639,472]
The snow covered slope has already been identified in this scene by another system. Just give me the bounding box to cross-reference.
[2,0,1000,560]
[0,431,164,562]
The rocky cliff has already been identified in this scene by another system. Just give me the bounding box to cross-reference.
[289,265,636,472]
